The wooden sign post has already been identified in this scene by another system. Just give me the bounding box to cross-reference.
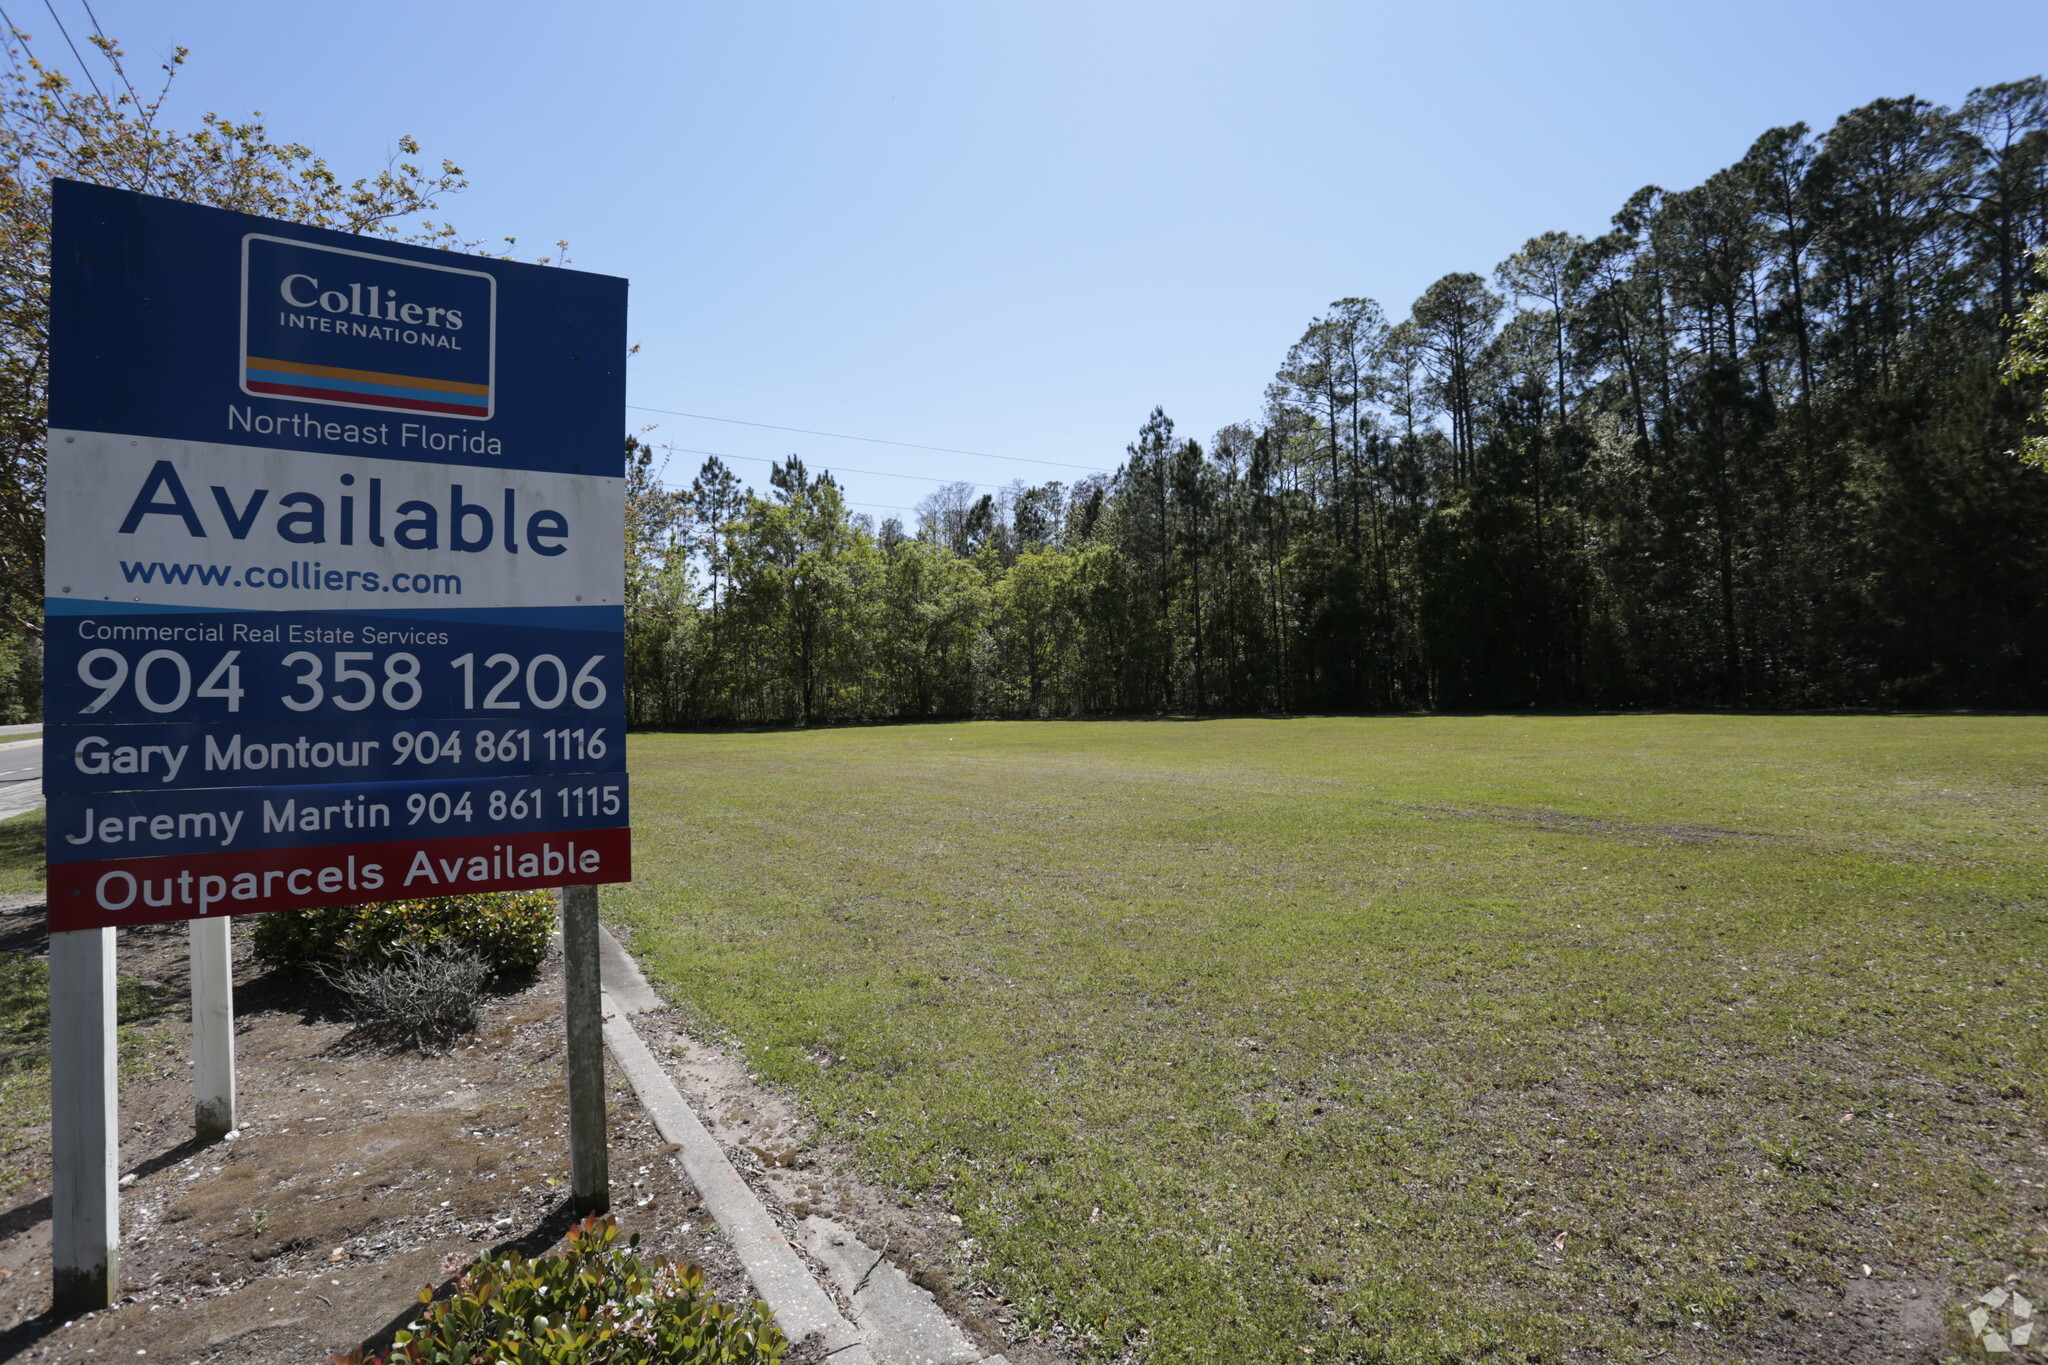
[562,883,608,1213]
[49,928,117,1313]
[190,918,236,1142]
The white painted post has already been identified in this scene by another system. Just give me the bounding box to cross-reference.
[50,927,117,1314]
[190,917,235,1142]
[561,883,608,1214]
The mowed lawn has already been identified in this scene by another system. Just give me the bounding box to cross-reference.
[610,716,2045,1363]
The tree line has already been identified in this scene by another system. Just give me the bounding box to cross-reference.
[625,81,2048,723]
[4,37,2043,724]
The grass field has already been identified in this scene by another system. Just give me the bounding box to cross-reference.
[0,809,42,898]
[608,716,2048,1363]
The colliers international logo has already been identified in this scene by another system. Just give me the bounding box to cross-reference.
[240,235,497,420]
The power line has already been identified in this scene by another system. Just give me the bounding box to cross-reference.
[648,447,922,517]
[627,403,1111,474]
[39,0,102,102]
[627,361,1116,444]
[658,444,1014,492]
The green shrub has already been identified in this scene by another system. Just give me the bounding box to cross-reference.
[334,1215,787,1365]
[252,889,554,977]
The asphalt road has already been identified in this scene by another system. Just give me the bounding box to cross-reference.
[0,738,39,783]
[0,734,42,821]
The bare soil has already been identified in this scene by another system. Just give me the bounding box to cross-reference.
[1411,803,1779,844]
[0,904,813,1364]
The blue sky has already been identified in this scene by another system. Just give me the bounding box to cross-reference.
[50,1,2048,523]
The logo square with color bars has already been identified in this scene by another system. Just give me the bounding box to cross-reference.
[240,234,497,420]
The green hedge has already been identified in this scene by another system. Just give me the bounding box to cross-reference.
[251,889,554,977]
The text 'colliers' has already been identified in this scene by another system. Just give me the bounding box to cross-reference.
[117,460,569,556]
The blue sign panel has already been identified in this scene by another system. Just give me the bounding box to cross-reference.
[45,180,630,931]
[49,180,614,474]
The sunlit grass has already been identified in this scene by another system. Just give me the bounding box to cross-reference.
[609,716,2045,1362]
[0,808,42,896]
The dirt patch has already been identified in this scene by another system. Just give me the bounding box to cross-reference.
[0,902,829,1364]
[1412,803,1778,844]
[1438,1057,1987,1365]
[1745,1270,1957,1363]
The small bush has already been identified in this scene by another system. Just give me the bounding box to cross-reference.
[323,941,493,1051]
[334,1215,787,1365]
[253,889,554,977]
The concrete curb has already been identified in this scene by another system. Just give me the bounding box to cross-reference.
[599,992,873,1362]
[801,1216,999,1365]
[596,924,663,1015]
[594,924,1010,1364]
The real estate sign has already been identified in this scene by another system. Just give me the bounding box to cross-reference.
[43,180,631,930]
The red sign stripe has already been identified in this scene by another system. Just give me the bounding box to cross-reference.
[47,827,631,931]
